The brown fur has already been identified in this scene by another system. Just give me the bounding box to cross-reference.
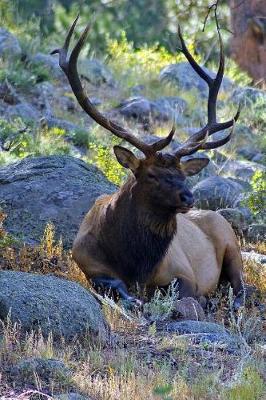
[72,158,243,298]
[55,17,243,302]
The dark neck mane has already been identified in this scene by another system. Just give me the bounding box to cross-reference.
[98,176,177,284]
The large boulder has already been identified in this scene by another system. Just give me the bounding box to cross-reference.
[219,159,266,181]
[117,96,187,125]
[157,320,240,352]
[237,146,265,164]
[217,208,249,235]
[6,102,41,123]
[79,58,116,87]
[160,62,233,97]
[231,86,266,107]
[0,28,21,60]
[192,176,243,210]
[10,358,71,387]
[0,155,116,247]
[0,271,110,343]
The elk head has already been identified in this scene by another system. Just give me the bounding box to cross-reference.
[52,16,240,215]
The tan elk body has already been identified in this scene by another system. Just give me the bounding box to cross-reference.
[53,17,244,305]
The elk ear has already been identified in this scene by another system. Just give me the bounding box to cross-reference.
[181,157,209,176]
[113,145,140,172]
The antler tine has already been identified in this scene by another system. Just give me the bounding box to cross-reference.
[50,14,79,71]
[150,125,175,153]
[175,21,240,158]
[201,123,234,150]
[175,113,237,159]
[51,17,175,157]
[178,26,212,86]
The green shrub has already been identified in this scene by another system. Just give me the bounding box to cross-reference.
[88,138,126,185]
[0,120,71,165]
[225,59,252,87]
[106,32,198,96]
[243,171,266,221]
[224,366,265,400]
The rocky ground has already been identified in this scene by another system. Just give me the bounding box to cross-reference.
[0,27,265,400]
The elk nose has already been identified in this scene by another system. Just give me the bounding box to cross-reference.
[180,192,194,207]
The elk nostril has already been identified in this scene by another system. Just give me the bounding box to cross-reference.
[180,192,194,206]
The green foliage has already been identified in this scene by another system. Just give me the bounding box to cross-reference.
[244,171,266,220]
[0,60,33,89]
[7,0,230,56]
[143,281,178,321]
[69,128,90,148]
[223,366,265,400]
[0,58,51,90]
[106,32,196,96]
[225,59,252,87]
[88,135,126,185]
[153,384,173,400]
[0,119,71,165]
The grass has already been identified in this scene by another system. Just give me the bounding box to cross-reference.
[0,214,265,399]
[0,119,74,166]
[0,16,265,399]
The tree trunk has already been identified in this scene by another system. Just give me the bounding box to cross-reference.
[230,0,266,85]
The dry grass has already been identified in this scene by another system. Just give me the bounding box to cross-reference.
[0,213,265,399]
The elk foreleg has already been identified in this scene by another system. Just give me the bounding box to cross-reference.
[92,276,143,307]
[222,244,245,310]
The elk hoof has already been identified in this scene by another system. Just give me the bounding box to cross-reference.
[233,292,245,311]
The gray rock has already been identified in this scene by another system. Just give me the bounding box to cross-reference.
[237,146,264,163]
[157,320,239,352]
[241,251,266,265]
[117,96,187,124]
[0,155,116,248]
[192,176,243,210]
[0,28,21,60]
[79,58,115,87]
[227,177,252,193]
[31,53,64,80]
[10,357,71,386]
[55,394,92,400]
[43,116,87,135]
[152,96,187,122]
[118,97,151,121]
[173,298,205,321]
[231,87,266,107]
[160,62,233,97]
[252,153,265,164]
[33,81,56,98]
[246,224,266,243]
[0,271,110,343]
[130,84,145,96]
[219,159,265,181]
[6,102,40,122]
[217,208,248,234]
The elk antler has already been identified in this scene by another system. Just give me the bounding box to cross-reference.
[174,25,240,158]
[51,16,175,157]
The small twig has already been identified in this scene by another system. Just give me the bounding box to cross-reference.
[203,0,234,35]
[202,0,221,32]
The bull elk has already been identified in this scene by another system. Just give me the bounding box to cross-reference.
[52,17,244,307]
